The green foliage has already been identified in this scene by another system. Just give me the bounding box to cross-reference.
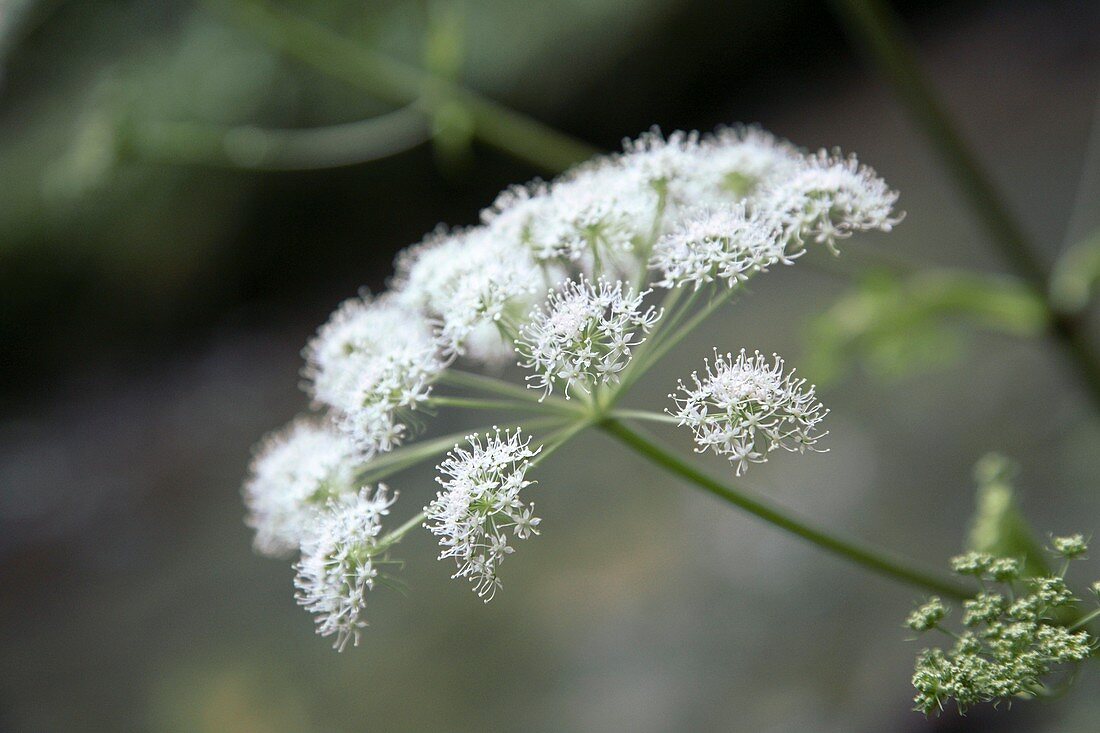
[966,454,1050,579]
[804,270,1048,383]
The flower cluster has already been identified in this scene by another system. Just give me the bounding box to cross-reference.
[305,295,445,457]
[294,486,398,651]
[650,205,789,291]
[907,543,1098,715]
[761,149,902,254]
[243,420,360,557]
[244,124,898,650]
[424,429,542,601]
[393,226,548,364]
[670,349,828,475]
[516,278,661,398]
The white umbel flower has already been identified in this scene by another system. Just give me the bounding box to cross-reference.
[650,204,790,290]
[424,429,542,601]
[760,150,901,253]
[671,349,828,475]
[516,277,661,398]
[294,485,397,651]
[305,295,445,457]
[682,126,803,205]
[243,420,359,557]
[536,163,654,274]
[394,226,550,363]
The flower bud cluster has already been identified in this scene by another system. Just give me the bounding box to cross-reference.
[907,543,1097,715]
[243,420,360,557]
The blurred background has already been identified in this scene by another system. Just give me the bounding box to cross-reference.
[2,0,1100,730]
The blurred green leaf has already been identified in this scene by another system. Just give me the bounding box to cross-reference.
[804,268,1049,383]
[966,453,1050,578]
[1051,228,1100,313]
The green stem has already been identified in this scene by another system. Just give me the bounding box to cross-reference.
[829,0,1100,413]
[427,395,548,414]
[356,416,566,484]
[211,0,599,174]
[1069,607,1100,632]
[381,510,427,547]
[599,418,972,599]
[608,409,680,425]
[438,369,580,414]
[615,286,737,399]
[377,415,589,548]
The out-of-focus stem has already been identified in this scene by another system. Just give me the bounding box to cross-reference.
[210,0,599,174]
[829,0,1100,413]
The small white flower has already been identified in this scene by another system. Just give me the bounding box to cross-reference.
[539,164,653,274]
[516,277,661,398]
[650,204,790,290]
[682,126,803,205]
[294,485,397,651]
[305,295,445,457]
[394,226,551,363]
[243,420,359,557]
[424,428,541,601]
[618,128,702,198]
[481,182,561,263]
[671,349,828,475]
[759,149,901,253]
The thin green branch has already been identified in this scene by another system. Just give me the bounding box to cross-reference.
[209,0,599,173]
[608,409,680,425]
[356,416,566,484]
[427,395,549,414]
[438,369,580,414]
[614,286,737,400]
[377,415,588,548]
[828,0,1100,413]
[599,417,972,599]
[1069,607,1100,632]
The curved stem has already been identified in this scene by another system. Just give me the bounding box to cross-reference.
[829,0,1100,413]
[212,0,599,174]
[599,418,972,599]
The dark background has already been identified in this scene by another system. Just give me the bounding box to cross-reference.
[2,0,1099,730]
